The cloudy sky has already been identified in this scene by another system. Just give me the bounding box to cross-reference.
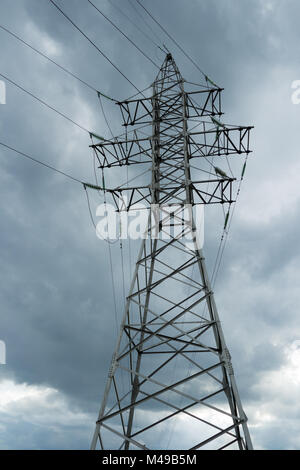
[0,0,300,450]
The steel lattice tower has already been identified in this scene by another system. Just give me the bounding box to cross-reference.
[90,54,253,450]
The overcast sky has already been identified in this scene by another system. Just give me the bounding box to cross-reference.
[0,0,300,450]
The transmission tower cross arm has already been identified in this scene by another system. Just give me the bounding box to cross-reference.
[90,177,236,212]
[189,125,254,158]
[90,123,253,169]
[117,86,224,127]
[90,135,152,168]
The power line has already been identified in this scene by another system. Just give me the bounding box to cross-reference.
[0,71,92,134]
[87,0,159,69]
[125,83,152,101]
[134,0,210,80]
[50,0,145,96]
[127,0,164,48]
[84,174,121,331]
[106,0,164,54]
[210,155,249,287]
[0,139,122,325]
[211,158,249,287]
[0,23,112,98]
[0,140,82,184]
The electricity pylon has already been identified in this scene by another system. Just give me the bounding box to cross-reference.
[90,54,253,450]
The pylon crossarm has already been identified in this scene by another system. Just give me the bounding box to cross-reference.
[186,89,223,118]
[90,136,152,168]
[90,127,252,168]
[117,87,224,126]
[188,126,253,156]
[91,177,235,211]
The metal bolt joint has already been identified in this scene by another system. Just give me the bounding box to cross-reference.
[222,347,234,375]
[108,354,118,377]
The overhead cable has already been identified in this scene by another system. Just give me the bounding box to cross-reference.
[50,0,145,96]
[87,0,159,69]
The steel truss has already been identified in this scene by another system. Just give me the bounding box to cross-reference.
[91,54,253,450]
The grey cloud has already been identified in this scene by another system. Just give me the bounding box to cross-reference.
[0,0,300,449]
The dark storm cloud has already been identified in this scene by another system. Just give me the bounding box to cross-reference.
[0,0,300,449]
